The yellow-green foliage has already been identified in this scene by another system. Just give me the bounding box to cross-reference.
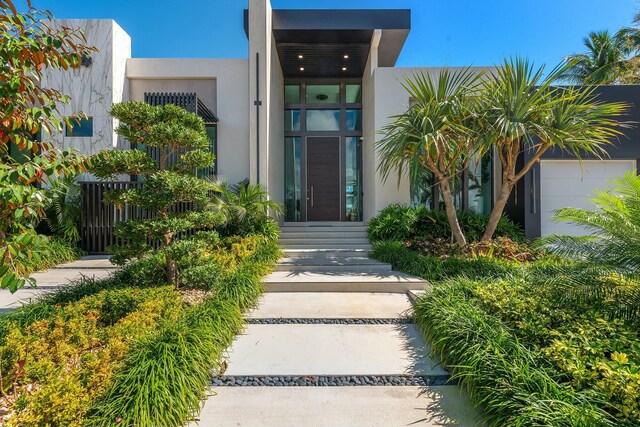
[544,319,640,422]
[470,278,640,425]
[1,286,181,427]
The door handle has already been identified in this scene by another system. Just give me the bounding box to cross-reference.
[309,186,314,207]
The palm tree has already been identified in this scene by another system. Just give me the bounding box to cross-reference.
[479,57,628,241]
[559,30,632,84]
[538,171,640,321]
[208,179,283,227]
[377,68,484,245]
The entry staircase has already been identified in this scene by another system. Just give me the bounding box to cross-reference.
[265,222,427,292]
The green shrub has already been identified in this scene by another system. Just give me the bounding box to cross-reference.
[367,204,524,243]
[370,240,521,282]
[0,286,182,427]
[414,279,616,426]
[405,236,542,262]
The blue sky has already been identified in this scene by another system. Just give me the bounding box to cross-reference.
[24,0,638,68]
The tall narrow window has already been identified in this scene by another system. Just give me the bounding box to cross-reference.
[284,137,302,221]
[65,117,93,137]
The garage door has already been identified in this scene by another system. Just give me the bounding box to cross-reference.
[540,160,636,236]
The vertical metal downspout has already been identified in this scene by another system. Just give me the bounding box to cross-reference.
[254,52,262,184]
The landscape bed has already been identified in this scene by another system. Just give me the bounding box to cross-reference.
[0,233,281,427]
[368,205,640,426]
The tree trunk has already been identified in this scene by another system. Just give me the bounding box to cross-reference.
[162,232,178,288]
[438,178,467,246]
[481,181,514,242]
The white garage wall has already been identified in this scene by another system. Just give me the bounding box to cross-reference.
[540,159,637,236]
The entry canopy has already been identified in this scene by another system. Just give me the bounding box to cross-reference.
[244,9,411,78]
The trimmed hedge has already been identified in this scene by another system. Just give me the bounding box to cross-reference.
[367,204,524,243]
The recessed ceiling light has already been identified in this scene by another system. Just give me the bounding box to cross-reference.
[344,55,349,59]
[298,54,303,59]
[342,67,347,71]
[299,67,305,71]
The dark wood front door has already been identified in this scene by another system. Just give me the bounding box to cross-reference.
[306,137,340,221]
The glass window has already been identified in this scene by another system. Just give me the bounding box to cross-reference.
[306,84,340,104]
[284,137,302,222]
[65,117,93,137]
[346,84,362,103]
[410,168,434,210]
[346,109,362,131]
[306,110,340,131]
[197,125,217,178]
[285,109,300,131]
[345,137,362,221]
[285,85,300,104]
[468,154,493,214]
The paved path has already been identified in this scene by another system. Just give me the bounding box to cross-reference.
[0,256,116,311]
[191,224,480,427]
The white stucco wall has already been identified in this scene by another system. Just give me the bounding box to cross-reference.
[127,58,250,184]
[268,36,285,204]
[41,20,131,156]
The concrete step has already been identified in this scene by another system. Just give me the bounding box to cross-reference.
[282,222,364,227]
[279,231,366,239]
[282,248,370,258]
[263,271,427,293]
[224,323,445,376]
[275,264,392,273]
[280,226,366,233]
[190,386,480,427]
[280,244,372,250]
[248,292,412,319]
[279,238,371,246]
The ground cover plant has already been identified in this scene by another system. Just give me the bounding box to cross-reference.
[369,176,640,426]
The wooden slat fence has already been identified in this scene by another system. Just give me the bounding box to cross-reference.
[79,181,205,254]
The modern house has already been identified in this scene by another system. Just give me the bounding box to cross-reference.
[43,0,640,241]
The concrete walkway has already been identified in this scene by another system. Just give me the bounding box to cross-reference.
[192,224,480,427]
[0,256,116,311]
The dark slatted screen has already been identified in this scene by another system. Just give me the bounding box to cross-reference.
[79,181,211,254]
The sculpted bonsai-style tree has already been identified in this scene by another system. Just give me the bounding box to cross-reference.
[91,101,224,287]
[0,0,93,292]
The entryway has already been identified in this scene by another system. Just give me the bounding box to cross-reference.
[306,137,341,221]
[283,81,363,222]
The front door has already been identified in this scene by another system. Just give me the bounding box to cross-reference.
[306,137,341,221]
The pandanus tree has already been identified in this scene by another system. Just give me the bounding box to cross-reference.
[377,68,485,245]
[479,57,629,241]
[90,101,224,287]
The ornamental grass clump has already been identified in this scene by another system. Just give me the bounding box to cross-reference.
[86,238,281,427]
[90,101,225,288]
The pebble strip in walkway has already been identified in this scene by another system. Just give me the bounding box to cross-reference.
[191,224,480,427]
